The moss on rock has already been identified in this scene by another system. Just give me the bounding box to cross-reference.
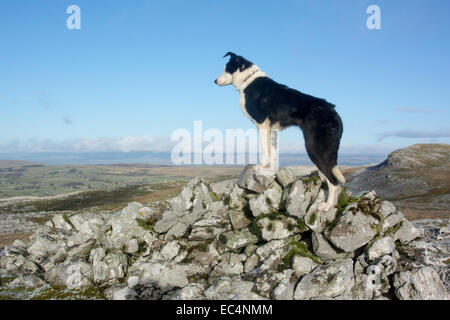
[278,241,322,272]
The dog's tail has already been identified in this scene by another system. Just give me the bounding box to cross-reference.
[332,166,346,184]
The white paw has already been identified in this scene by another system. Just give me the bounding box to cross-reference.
[254,164,273,173]
[318,202,332,212]
[253,164,264,172]
[258,167,275,176]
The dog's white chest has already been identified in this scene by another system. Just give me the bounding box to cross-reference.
[239,91,256,123]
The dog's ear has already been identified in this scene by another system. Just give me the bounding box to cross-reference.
[238,56,253,71]
[223,52,236,59]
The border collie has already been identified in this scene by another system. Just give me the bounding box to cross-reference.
[214,52,345,212]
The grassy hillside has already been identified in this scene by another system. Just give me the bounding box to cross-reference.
[0,163,243,199]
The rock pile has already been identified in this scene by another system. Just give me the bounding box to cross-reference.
[1,165,448,300]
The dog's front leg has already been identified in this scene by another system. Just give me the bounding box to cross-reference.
[268,129,279,172]
[257,126,270,170]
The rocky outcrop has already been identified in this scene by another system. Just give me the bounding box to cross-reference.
[0,165,448,300]
[346,144,450,213]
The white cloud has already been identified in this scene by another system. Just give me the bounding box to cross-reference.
[0,135,175,154]
[278,140,398,156]
[338,142,400,155]
[377,129,450,141]
[0,135,423,158]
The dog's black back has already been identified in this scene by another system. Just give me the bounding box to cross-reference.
[244,77,338,129]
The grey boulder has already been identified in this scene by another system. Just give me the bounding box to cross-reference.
[294,259,354,300]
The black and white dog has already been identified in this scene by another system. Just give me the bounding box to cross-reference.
[215,52,345,212]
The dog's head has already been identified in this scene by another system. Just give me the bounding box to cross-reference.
[214,52,255,88]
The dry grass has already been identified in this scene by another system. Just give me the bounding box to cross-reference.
[341,166,369,183]
[0,232,33,248]
[400,209,450,221]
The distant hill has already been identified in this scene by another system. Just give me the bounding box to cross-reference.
[0,160,41,169]
[345,144,450,219]
[0,151,385,167]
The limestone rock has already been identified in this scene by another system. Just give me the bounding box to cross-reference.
[244,254,260,273]
[224,185,245,212]
[294,259,354,300]
[0,246,40,275]
[255,240,287,261]
[259,246,289,273]
[257,216,299,241]
[204,276,266,300]
[90,248,128,285]
[127,260,189,293]
[154,178,213,238]
[272,269,296,300]
[391,220,421,243]
[325,206,378,253]
[189,224,226,241]
[207,201,229,221]
[311,232,350,262]
[393,266,448,300]
[285,176,321,218]
[51,214,74,232]
[27,234,67,271]
[163,282,206,300]
[210,253,245,278]
[12,240,28,248]
[100,202,156,254]
[166,221,189,238]
[352,255,397,299]
[160,241,180,260]
[67,238,96,260]
[382,212,405,232]
[210,180,236,200]
[254,270,292,299]
[229,210,251,230]
[377,201,396,218]
[237,165,275,193]
[69,212,110,238]
[104,285,138,300]
[366,237,396,261]
[223,229,259,250]
[8,275,45,288]
[249,185,282,217]
[275,167,296,187]
[45,259,94,289]
[292,256,318,277]
[187,242,219,265]
[305,205,333,234]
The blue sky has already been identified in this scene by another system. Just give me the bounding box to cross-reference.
[0,0,449,158]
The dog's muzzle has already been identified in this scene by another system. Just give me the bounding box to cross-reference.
[215,72,232,86]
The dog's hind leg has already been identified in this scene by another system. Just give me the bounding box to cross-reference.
[304,130,344,212]
[318,178,338,212]
[318,166,345,211]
